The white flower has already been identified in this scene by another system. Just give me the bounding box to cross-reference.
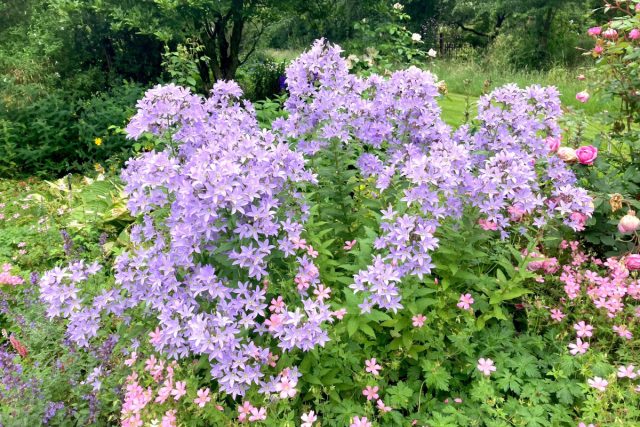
[428,48,437,58]
[411,33,422,42]
[393,2,404,10]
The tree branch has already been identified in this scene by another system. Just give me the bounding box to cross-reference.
[239,22,265,66]
[456,22,490,38]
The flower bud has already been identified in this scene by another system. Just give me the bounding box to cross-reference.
[618,210,640,234]
[557,147,577,162]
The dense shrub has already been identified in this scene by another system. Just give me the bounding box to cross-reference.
[0,81,145,178]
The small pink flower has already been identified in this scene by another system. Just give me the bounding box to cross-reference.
[576,91,590,103]
[568,338,590,355]
[412,314,426,327]
[550,308,565,322]
[594,45,604,55]
[454,397,462,403]
[477,358,496,376]
[149,327,162,345]
[478,218,498,231]
[313,284,331,301]
[579,423,596,427]
[249,407,267,422]
[603,28,618,39]
[587,376,608,391]
[613,325,633,340]
[194,388,211,407]
[362,385,379,401]
[238,401,255,422]
[343,240,357,251]
[376,399,392,413]
[332,308,347,320]
[124,352,137,367]
[161,410,177,427]
[301,410,318,427]
[269,296,285,313]
[617,365,637,379]
[350,416,372,427]
[275,377,297,398]
[576,146,598,165]
[171,381,186,400]
[365,358,382,376]
[630,29,640,40]
[577,74,586,81]
[573,321,593,338]
[457,293,474,310]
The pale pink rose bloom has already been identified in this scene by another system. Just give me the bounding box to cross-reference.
[557,147,577,162]
[576,91,590,103]
[587,27,601,36]
[630,29,640,40]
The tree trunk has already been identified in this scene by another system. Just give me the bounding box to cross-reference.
[197,0,245,87]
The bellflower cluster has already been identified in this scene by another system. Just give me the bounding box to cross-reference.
[276,39,592,312]
[38,260,104,347]
[41,81,334,399]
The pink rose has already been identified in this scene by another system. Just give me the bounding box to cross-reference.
[577,74,586,81]
[637,3,640,11]
[545,136,561,153]
[625,254,640,271]
[557,147,577,162]
[603,28,618,40]
[576,145,598,165]
[630,29,640,40]
[588,27,602,36]
[594,45,604,55]
[576,91,590,103]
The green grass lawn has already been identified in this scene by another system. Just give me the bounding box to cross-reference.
[439,92,605,142]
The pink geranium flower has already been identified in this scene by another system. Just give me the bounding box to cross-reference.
[617,365,637,379]
[457,293,474,310]
[301,410,318,427]
[238,401,255,422]
[365,358,382,376]
[194,388,211,407]
[477,358,496,376]
[550,308,565,322]
[568,338,590,355]
[171,381,186,400]
[613,325,633,340]
[412,314,426,327]
[587,377,608,391]
[376,399,392,413]
[350,416,372,427]
[249,407,267,422]
[573,321,593,338]
[343,240,357,250]
[362,385,379,401]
